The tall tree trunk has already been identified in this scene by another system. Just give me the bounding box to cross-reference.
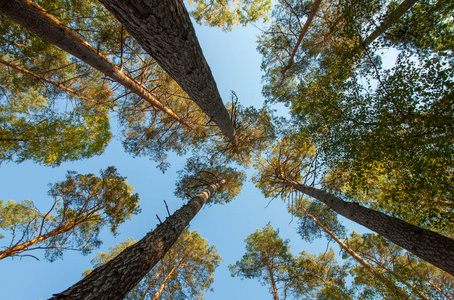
[0,0,196,132]
[97,0,238,146]
[299,206,410,299]
[363,0,419,46]
[50,179,225,300]
[280,179,454,276]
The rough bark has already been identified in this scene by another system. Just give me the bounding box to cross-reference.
[363,0,419,46]
[98,0,238,145]
[281,179,454,276]
[300,206,410,299]
[50,180,225,300]
[0,0,195,131]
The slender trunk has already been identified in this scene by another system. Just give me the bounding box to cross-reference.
[266,260,280,300]
[0,220,78,260]
[150,255,184,300]
[50,180,225,300]
[138,271,161,300]
[280,0,323,78]
[299,206,410,299]
[0,0,196,132]
[0,58,92,102]
[404,252,454,300]
[363,0,418,46]
[97,0,238,146]
[363,254,431,300]
[281,179,454,276]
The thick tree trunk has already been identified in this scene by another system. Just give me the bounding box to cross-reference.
[363,0,418,46]
[50,180,225,300]
[98,0,238,146]
[281,179,454,276]
[299,206,410,299]
[0,0,195,131]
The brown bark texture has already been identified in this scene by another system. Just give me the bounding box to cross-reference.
[50,180,224,300]
[98,0,238,145]
[0,0,195,131]
[363,0,418,46]
[282,180,454,276]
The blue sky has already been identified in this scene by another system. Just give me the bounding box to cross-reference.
[0,18,370,300]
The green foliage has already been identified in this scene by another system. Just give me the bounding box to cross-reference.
[257,0,388,105]
[85,229,222,300]
[290,249,351,300]
[383,0,454,54]
[309,52,454,232]
[50,166,140,235]
[343,232,454,299]
[208,98,277,168]
[118,69,208,173]
[259,0,454,234]
[229,223,294,296]
[230,223,350,299]
[1,0,213,170]
[253,135,317,200]
[0,199,41,240]
[0,2,115,166]
[188,0,271,31]
[0,91,111,166]
[175,155,245,205]
[0,167,140,261]
[291,197,346,243]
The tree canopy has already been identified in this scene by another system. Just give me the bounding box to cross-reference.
[0,167,140,261]
[1,0,454,298]
[84,229,222,300]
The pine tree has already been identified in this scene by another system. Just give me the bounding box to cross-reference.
[254,137,454,276]
[51,155,244,299]
[0,167,140,261]
[0,0,195,131]
[229,223,294,300]
[84,230,222,300]
[50,179,224,299]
